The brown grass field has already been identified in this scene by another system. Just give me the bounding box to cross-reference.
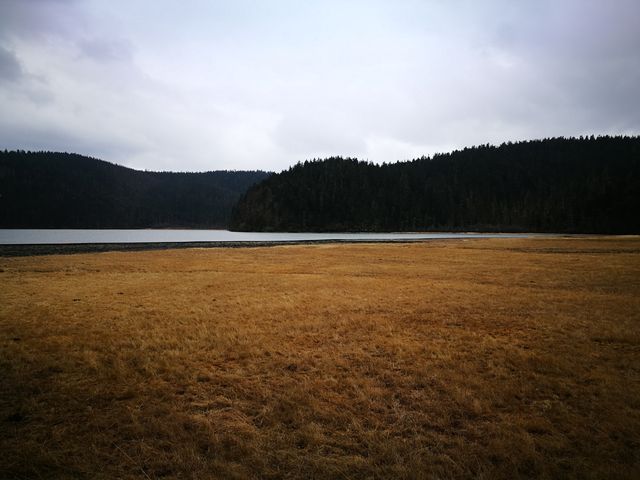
[1,237,640,479]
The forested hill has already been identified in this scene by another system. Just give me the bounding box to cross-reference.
[230,136,640,234]
[0,151,269,228]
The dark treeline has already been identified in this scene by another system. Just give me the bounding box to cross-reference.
[230,136,640,233]
[0,151,269,228]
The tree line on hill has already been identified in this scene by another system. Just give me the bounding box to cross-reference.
[230,136,640,234]
[0,151,269,228]
[2,136,638,233]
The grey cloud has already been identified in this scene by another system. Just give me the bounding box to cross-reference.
[78,37,133,63]
[498,1,640,134]
[0,118,143,160]
[0,44,55,105]
[0,0,85,43]
[0,46,23,82]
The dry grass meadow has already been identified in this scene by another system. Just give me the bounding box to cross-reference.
[1,237,640,479]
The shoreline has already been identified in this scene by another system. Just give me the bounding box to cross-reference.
[0,234,625,257]
[0,238,443,257]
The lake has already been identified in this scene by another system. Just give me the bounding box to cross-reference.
[0,229,536,245]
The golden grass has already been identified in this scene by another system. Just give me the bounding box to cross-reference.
[1,237,640,479]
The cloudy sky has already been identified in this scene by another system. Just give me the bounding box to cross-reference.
[1,0,639,172]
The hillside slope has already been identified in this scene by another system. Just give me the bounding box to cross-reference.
[0,151,270,228]
[230,136,640,234]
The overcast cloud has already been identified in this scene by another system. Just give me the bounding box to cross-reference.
[1,0,639,172]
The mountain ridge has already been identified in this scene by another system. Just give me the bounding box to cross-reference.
[230,136,640,234]
[0,150,270,228]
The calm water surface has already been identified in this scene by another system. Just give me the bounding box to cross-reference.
[0,229,535,245]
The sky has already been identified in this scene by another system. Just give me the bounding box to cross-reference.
[1,0,639,172]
